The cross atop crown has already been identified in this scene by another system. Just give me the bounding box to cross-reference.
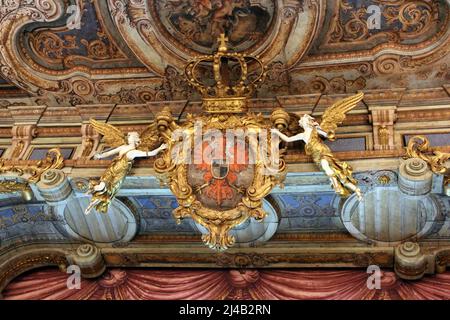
[217,34,229,52]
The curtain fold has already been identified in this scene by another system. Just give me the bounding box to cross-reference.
[3,268,450,300]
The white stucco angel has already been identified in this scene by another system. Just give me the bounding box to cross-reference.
[271,92,365,200]
[85,119,167,214]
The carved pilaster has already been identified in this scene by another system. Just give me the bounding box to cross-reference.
[394,242,427,280]
[69,244,105,279]
[36,169,72,203]
[3,125,37,160]
[75,104,115,160]
[398,158,433,196]
[369,106,397,151]
[2,104,46,160]
[73,124,100,160]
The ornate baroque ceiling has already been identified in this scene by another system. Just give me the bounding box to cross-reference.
[0,0,449,106]
[0,1,449,289]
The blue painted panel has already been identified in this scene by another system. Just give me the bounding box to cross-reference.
[325,137,366,152]
[29,148,74,160]
[404,134,450,147]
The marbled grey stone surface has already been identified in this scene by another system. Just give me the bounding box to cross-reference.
[0,170,448,246]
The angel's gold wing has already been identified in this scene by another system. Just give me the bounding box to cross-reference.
[319,92,364,141]
[138,122,161,151]
[90,119,126,148]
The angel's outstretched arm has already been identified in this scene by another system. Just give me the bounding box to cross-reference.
[271,129,305,143]
[131,144,168,159]
[94,146,122,159]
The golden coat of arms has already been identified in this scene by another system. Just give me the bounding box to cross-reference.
[153,35,288,250]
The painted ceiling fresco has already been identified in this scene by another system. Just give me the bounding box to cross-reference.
[153,0,275,53]
[0,0,448,106]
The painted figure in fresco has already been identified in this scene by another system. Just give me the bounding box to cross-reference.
[162,0,272,49]
[85,119,167,214]
[271,93,365,201]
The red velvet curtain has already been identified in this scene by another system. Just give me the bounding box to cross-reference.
[3,268,450,300]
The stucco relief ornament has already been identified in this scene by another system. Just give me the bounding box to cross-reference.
[85,120,167,214]
[153,34,288,251]
[271,92,365,200]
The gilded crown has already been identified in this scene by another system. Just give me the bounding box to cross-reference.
[185,34,266,113]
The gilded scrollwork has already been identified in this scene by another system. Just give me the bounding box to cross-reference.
[154,110,287,251]
[26,0,124,66]
[0,148,64,184]
[97,86,167,104]
[293,75,366,95]
[29,32,78,62]
[405,136,450,174]
[29,29,123,64]
[0,0,448,106]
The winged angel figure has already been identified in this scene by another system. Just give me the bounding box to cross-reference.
[271,92,365,200]
[85,119,167,214]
